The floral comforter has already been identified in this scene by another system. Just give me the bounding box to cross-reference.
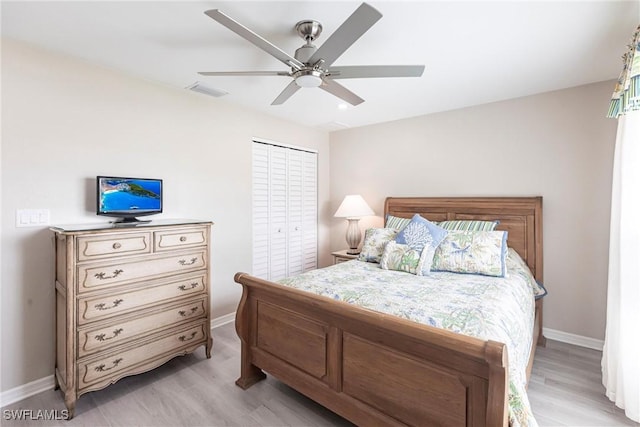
[278,248,539,427]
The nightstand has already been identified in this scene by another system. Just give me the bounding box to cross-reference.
[331,249,359,264]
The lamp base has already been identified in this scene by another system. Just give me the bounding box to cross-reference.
[345,218,362,255]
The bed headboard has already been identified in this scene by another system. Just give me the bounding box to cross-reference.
[384,197,543,281]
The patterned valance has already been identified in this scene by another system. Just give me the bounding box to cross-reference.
[608,24,640,118]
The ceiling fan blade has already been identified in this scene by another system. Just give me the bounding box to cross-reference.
[308,3,382,68]
[328,65,425,79]
[271,80,301,105]
[204,9,304,70]
[198,71,290,77]
[320,79,364,106]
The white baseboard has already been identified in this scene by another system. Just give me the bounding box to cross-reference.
[543,327,604,351]
[211,312,235,329]
[1,312,238,408]
[0,375,55,408]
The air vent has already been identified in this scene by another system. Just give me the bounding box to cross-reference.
[186,82,228,98]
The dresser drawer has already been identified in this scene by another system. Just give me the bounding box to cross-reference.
[154,227,207,251]
[77,250,207,293]
[77,274,206,325]
[78,322,207,392]
[78,297,207,357]
[77,232,152,261]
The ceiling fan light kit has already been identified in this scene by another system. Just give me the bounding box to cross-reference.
[199,2,424,106]
[294,70,323,88]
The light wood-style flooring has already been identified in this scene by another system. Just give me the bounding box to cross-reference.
[2,322,638,426]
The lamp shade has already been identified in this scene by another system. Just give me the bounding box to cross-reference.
[334,195,374,218]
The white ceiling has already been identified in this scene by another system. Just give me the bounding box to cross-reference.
[2,1,638,130]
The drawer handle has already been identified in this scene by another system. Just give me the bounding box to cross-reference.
[94,357,123,372]
[95,328,124,342]
[94,269,124,280]
[178,307,199,318]
[95,299,124,311]
[179,236,187,242]
[112,242,122,250]
[178,257,198,266]
[178,282,199,291]
[178,331,198,342]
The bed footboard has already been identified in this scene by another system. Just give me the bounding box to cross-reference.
[234,272,509,427]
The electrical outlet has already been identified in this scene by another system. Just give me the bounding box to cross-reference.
[16,209,50,227]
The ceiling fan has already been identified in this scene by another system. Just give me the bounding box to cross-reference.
[198,2,425,106]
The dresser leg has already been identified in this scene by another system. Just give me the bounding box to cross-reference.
[64,395,76,420]
[205,336,213,359]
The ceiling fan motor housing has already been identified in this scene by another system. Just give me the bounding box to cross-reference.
[295,44,317,63]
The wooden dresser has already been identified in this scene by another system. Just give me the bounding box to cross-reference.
[50,219,213,418]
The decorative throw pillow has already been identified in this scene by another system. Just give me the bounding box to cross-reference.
[432,230,508,277]
[380,241,423,274]
[384,215,411,231]
[394,214,448,275]
[358,228,399,263]
[438,220,499,231]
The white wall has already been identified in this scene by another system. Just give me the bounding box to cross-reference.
[329,81,618,342]
[0,39,330,393]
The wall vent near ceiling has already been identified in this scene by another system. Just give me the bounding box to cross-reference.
[186,82,228,98]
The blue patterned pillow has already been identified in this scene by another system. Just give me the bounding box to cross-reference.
[432,230,508,277]
[395,214,448,275]
[358,228,399,263]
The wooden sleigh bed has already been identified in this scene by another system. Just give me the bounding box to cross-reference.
[234,197,545,427]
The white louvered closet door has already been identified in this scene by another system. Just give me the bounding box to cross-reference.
[268,145,288,281]
[287,149,304,276]
[252,141,317,281]
[302,150,318,272]
[251,143,270,279]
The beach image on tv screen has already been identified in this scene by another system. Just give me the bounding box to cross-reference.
[100,179,161,212]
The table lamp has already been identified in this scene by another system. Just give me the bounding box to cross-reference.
[334,195,374,254]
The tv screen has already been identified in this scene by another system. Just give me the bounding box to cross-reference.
[97,176,162,222]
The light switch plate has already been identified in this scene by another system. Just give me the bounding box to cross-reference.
[16,209,50,227]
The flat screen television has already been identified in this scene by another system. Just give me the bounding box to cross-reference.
[96,176,163,223]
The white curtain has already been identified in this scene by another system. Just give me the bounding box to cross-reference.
[602,24,640,423]
[602,111,640,423]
